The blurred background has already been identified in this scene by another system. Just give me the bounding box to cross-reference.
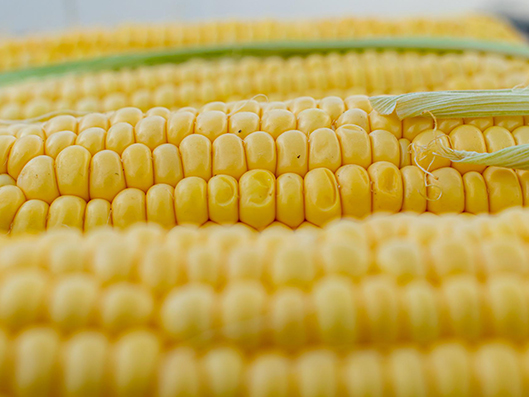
[1,0,529,34]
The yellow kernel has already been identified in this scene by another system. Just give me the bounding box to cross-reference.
[212,134,247,180]
[239,170,275,230]
[369,110,402,138]
[174,177,208,225]
[261,109,296,139]
[228,112,260,139]
[122,143,154,192]
[179,134,212,180]
[89,150,126,201]
[304,168,341,227]
[462,171,489,214]
[8,135,44,179]
[44,130,76,158]
[244,132,276,174]
[47,196,86,230]
[308,128,342,172]
[105,123,135,156]
[368,162,403,213]
[152,144,183,187]
[208,175,239,225]
[112,188,147,229]
[167,111,195,146]
[195,110,227,141]
[146,184,176,229]
[297,108,332,134]
[276,173,304,229]
[17,155,59,204]
[84,199,111,231]
[76,127,106,156]
[276,130,308,177]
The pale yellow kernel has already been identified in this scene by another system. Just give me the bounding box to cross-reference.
[228,111,260,139]
[76,127,106,156]
[89,150,126,201]
[261,109,296,139]
[49,275,98,331]
[212,134,247,179]
[174,177,208,225]
[44,130,76,159]
[295,351,338,397]
[122,143,154,192]
[105,123,135,156]
[111,331,160,397]
[208,175,239,225]
[239,169,275,230]
[47,195,86,230]
[84,199,111,231]
[62,332,109,397]
[0,270,46,329]
[99,283,153,333]
[167,111,195,146]
[221,281,266,346]
[151,144,183,187]
[248,354,290,397]
[17,156,59,205]
[0,185,26,233]
[56,146,91,201]
[8,135,44,179]
[179,134,212,180]
[135,115,167,150]
[15,328,60,397]
[161,285,215,343]
[146,184,176,229]
[111,188,147,229]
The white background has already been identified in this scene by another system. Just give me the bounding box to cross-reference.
[0,0,528,35]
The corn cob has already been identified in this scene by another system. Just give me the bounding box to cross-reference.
[0,215,528,395]
[0,15,522,72]
[1,97,529,231]
[1,49,528,119]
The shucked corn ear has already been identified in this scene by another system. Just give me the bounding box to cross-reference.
[2,97,529,231]
[0,14,522,72]
[0,215,529,395]
[2,49,529,119]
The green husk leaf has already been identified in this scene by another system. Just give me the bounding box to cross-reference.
[370,89,529,119]
[433,143,529,170]
[2,37,529,86]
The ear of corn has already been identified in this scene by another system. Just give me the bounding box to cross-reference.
[1,47,529,119]
[0,14,523,72]
[1,95,529,232]
[0,213,527,395]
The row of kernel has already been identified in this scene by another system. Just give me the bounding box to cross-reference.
[3,99,529,146]
[2,97,529,140]
[0,127,413,190]
[0,66,526,119]
[1,49,525,107]
[3,113,529,192]
[0,327,525,396]
[1,271,529,346]
[1,221,528,288]
[2,163,528,232]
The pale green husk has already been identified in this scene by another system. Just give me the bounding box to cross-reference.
[370,89,529,119]
[433,143,529,171]
[371,89,529,171]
